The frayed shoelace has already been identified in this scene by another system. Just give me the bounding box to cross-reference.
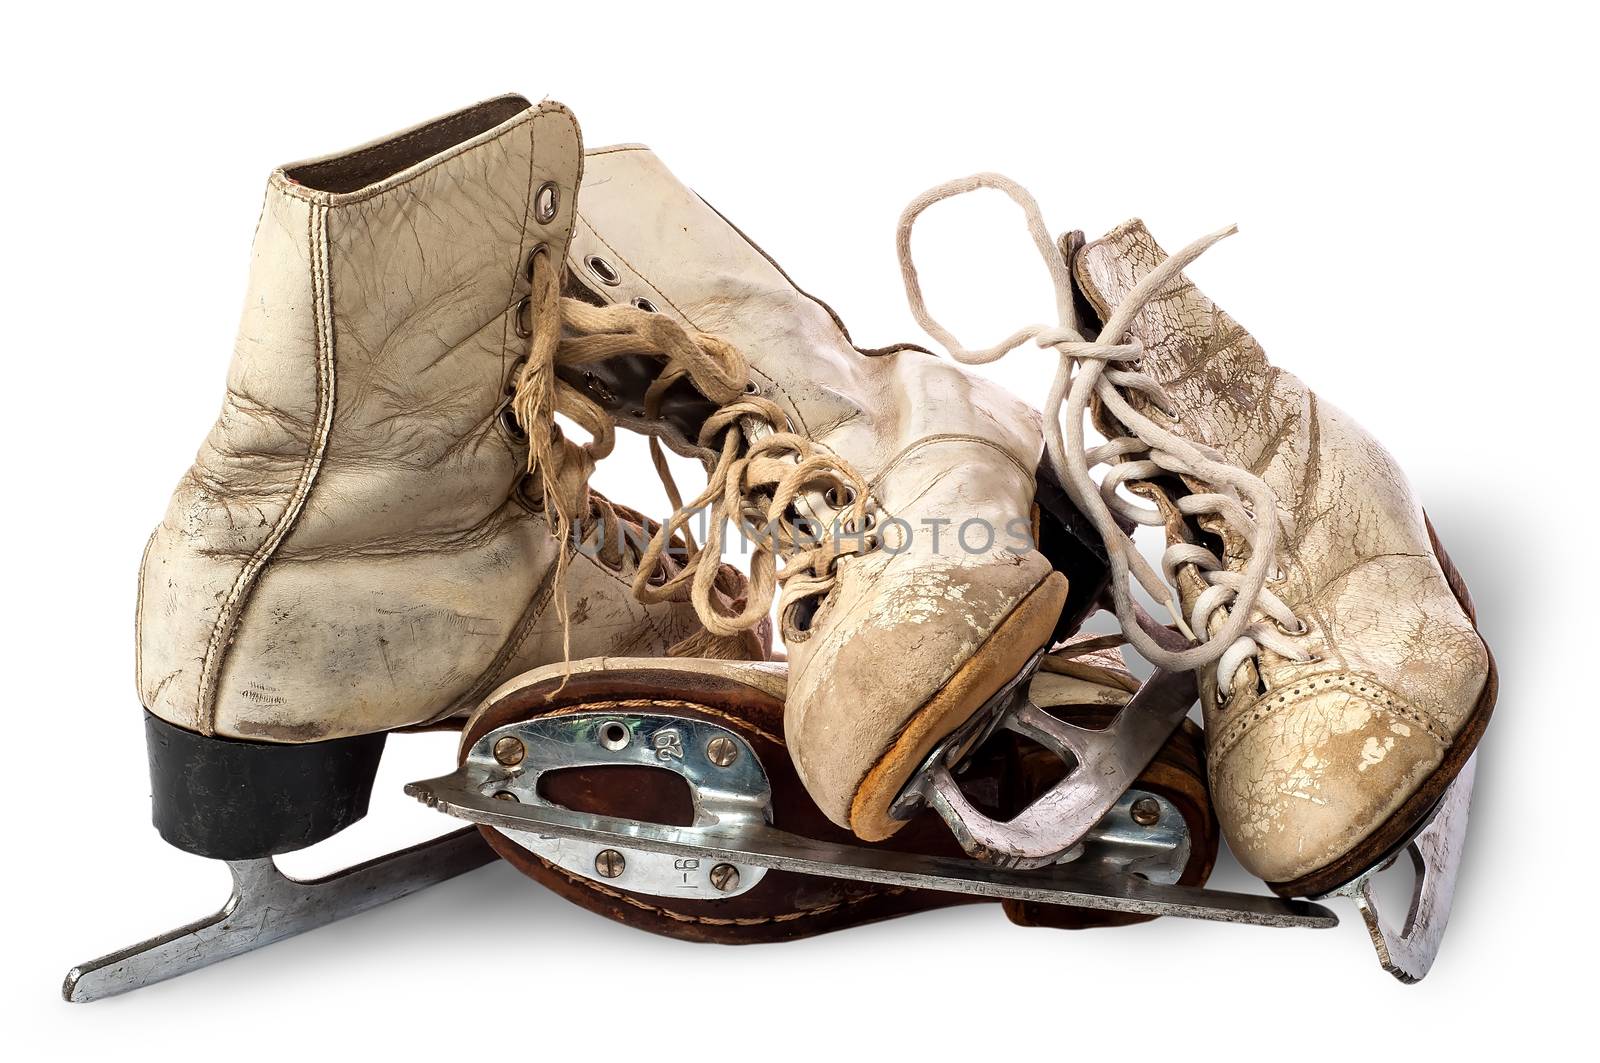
[895,174,1312,697]
[512,249,872,643]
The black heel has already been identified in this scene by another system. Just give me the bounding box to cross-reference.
[144,711,386,859]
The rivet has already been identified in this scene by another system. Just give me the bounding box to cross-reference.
[492,790,519,802]
[595,849,626,878]
[706,736,739,767]
[493,736,526,766]
[709,863,740,892]
[1130,797,1162,827]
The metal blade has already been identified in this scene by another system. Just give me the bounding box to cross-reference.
[63,827,494,1002]
[408,773,1335,929]
[1322,754,1478,983]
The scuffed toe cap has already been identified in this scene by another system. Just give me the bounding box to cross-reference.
[785,549,1065,839]
[1209,674,1451,885]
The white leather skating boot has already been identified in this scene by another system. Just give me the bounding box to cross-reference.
[897,174,1493,980]
[68,96,761,1003]
[510,146,1074,842]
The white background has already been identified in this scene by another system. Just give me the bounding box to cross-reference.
[6,0,1596,1057]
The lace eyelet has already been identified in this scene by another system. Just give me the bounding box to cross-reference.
[743,381,761,396]
[505,357,528,396]
[1268,565,1287,583]
[843,512,876,534]
[513,296,532,338]
[825,485,857,509]
[534,183,559,225]
[585,255,621,286]
[523,243,548,283]
[632,297,659,313]
[1277,617,1309,636]
[500,405,529,443]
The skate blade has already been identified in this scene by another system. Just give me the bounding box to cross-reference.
[1317,753,1478,983]
[408,771,1336,929]
[892,653,1201,869]
[62,827,494,1003]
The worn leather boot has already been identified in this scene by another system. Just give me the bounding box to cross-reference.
[895,174,1492,897]
[514,147,1072,841]
[1068,222,1493,895]
[138,96,760,754]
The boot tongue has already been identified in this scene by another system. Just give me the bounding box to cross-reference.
[1069,218,1247,392]
[1068,219,1175,339]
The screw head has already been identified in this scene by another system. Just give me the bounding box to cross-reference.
[594,849,626,879]
[492,790,519,802]
[706,736,739,767]
[493,736,526,767]
[1130,797,1162,827]
[709,863,741,893]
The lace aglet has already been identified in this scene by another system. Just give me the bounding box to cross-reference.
[1166,598,1197,642]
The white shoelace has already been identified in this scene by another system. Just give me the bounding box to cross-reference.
[896,174,1311,696]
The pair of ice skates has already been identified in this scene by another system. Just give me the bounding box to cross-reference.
[66,94,1494,1000]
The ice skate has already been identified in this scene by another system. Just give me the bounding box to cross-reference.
[509,145,1101,847]
[408,640,1335,937]
[895,176,1493,980]
[66,96,764,1002]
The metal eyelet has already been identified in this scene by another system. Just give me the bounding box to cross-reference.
[826,485,857,509]
[513,296,532,338]
[632,297,659,313]
[534,182,559,225]
[1277,617,1310,636]
[743,381,761,396]
[585,255,621,286]
[500,405,529,442]
[843,512,876,534]
[1268,565,1287,583]
[505,357,528,396]
[524,243,548,283]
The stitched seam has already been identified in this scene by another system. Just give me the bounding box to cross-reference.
[1212,672,1451,761]
[194,199,336,735]
[867,432,1035,491]
[272,103,555,208]
[134,527,157,703]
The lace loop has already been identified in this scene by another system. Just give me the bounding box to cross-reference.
[896,174,1311,690]
[510,256,873,642]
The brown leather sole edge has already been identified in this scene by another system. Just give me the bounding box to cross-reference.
[467,674,1219,942]
[846,570,1070,841]
[1268,514,1497,898]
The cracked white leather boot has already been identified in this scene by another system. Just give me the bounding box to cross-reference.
[136,96,761,856]
[1068,221,1493,897]
[511,147,1076,842]
[895,175,1492,908]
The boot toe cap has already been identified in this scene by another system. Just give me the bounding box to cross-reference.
[1210,675,1451,886]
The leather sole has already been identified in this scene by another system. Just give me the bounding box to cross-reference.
[1268,514,1497,898]
[846,571,1070,841]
